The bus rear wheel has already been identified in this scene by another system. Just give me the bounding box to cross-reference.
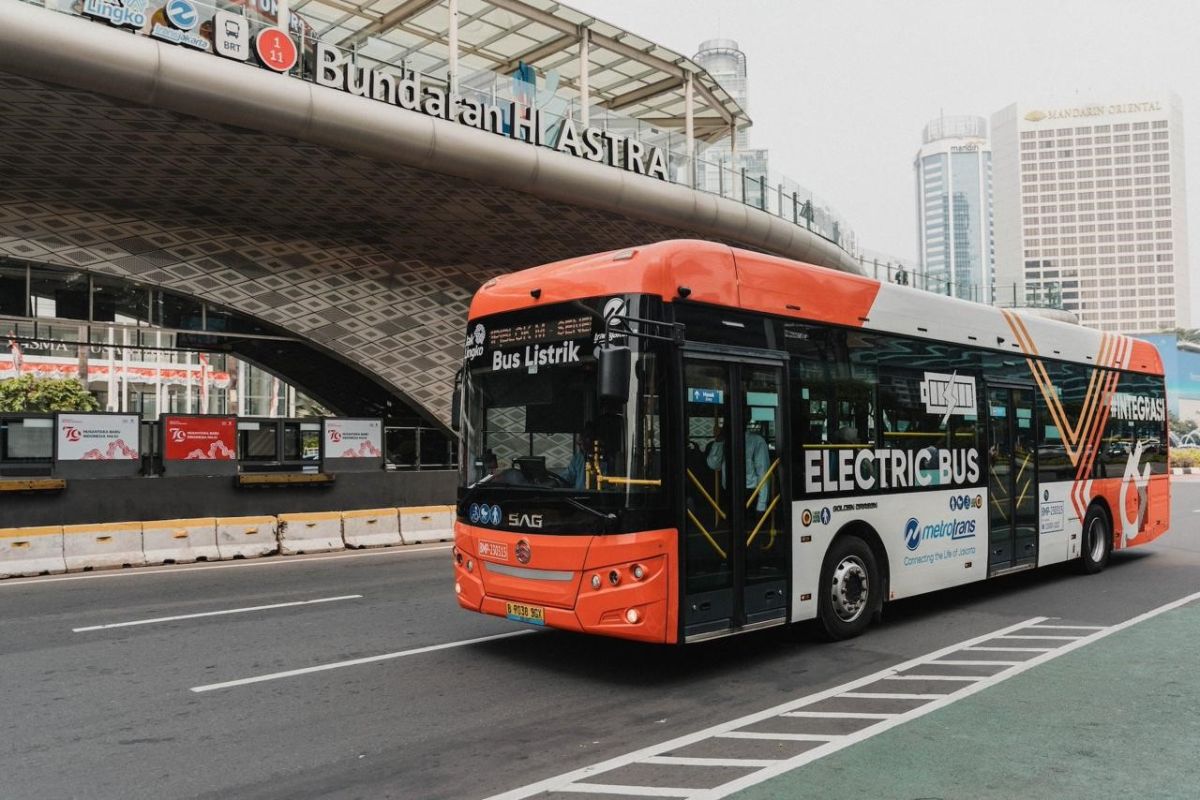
[1077,505,1112,574]
[817,534,878,641]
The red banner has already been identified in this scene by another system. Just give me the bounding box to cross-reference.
[163,416,237,461]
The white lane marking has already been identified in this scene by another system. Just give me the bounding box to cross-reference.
[73,595,362,632]
[962,646,1054,652]
[882,675,984,682]
[556,785,690,797]
[838,692,946,700]
[930,659,1024,666]
[716,732,840,742]
[190,629,534,693]
[480,616,1049,800]
[1029,624,1106,630]
[781,711,891,720]
[644,756,781,768]
[996,633,1084,640]
[0,544,451,588]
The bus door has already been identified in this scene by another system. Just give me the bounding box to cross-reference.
[986,384,1039,574]
[680,353,789,640]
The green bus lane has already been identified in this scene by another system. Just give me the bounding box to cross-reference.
[733,602,1200,800]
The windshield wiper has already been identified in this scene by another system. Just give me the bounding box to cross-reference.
[563,496,618,525]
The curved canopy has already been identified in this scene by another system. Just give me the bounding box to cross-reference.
[291,0,750,142]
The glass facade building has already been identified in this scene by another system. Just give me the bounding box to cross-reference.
[915,115,994,303]
[991,96,1191,333]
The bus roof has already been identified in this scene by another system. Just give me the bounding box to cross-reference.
[468,239,1163,376]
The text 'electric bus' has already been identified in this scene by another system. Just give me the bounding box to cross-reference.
[452,240,1169,643]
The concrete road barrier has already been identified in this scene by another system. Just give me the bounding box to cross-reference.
[142,518,220,565]
[216,516,279,560]
[63,522,147,571]
[342,508,402,549]
[277,511,344,555]
[0,525,67,578]
[399,505,455,544]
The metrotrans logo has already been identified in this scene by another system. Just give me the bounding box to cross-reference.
[904,516,977,551]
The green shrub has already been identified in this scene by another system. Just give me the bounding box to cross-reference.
[0,375,101,413]
[1169,448,1200,468]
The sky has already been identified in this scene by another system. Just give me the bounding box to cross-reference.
[568,0,1200,271]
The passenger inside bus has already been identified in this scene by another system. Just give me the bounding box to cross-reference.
[705,418,771,512]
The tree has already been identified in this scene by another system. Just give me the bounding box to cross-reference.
[1169,411,1196,438]
[0,375,100,413]
[1160,328,1200,345]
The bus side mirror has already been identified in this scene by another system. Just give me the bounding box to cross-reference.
[451,368,463,432]
[598,345,631,401]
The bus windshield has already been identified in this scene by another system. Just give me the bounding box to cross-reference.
[460,303,664,499]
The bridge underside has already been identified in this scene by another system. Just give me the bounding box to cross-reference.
[0,71,733,426]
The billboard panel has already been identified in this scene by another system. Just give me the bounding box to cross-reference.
[163,415,237,461]
[323,418,382,458]
[56,414,139,461]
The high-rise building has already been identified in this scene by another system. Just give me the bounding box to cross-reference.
[692,39,769,204]
[915,115,994,303]
[992,96,1191,333]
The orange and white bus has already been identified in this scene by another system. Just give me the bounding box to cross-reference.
[451,240,1169,643]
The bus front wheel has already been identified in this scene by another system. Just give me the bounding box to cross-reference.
[817,534,878,641]
[1077,505,1112,574]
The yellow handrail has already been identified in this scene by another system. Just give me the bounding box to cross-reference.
[745,458,780,510]
[686,469,727,520]
[596,476,662,487]
[1014,452,1032,484]
[1016,478,1031,509]
[745,495,781,548]
[686,509,727,560]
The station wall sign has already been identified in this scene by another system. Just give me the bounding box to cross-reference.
[314,42,669,181]
[74,2,670,182]
[323,418,382,459]
[163,415,237,461]
[56,413,140,461]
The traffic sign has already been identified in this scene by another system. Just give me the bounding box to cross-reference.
[255,27,298,73]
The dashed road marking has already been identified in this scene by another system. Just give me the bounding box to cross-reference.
[73,594,362,632]
[190,629,534,693]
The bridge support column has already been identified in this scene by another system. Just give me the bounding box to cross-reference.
[685,73,694,187]
[448,0,459,97]
[579,27,590,127]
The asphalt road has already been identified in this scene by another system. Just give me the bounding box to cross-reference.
[3,482,1199,800]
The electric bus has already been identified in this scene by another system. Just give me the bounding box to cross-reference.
[451,240,1169,643]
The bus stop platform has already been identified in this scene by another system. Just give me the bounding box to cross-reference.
[731,599,1200,800]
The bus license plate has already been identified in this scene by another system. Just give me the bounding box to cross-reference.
[505,601,545,626]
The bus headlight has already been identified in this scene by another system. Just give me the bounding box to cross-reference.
[591,574,602,590]
[466,559,474,572]
[608,570,620,586]
[631,564,645,580]
[625,608,641,624]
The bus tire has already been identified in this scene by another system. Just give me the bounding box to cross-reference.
[1077,504,1111,574]
[817,534,878,641]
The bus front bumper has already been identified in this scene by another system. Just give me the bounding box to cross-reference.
[453,523,679,644]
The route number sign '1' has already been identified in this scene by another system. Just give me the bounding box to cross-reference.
[255,27,297,72]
